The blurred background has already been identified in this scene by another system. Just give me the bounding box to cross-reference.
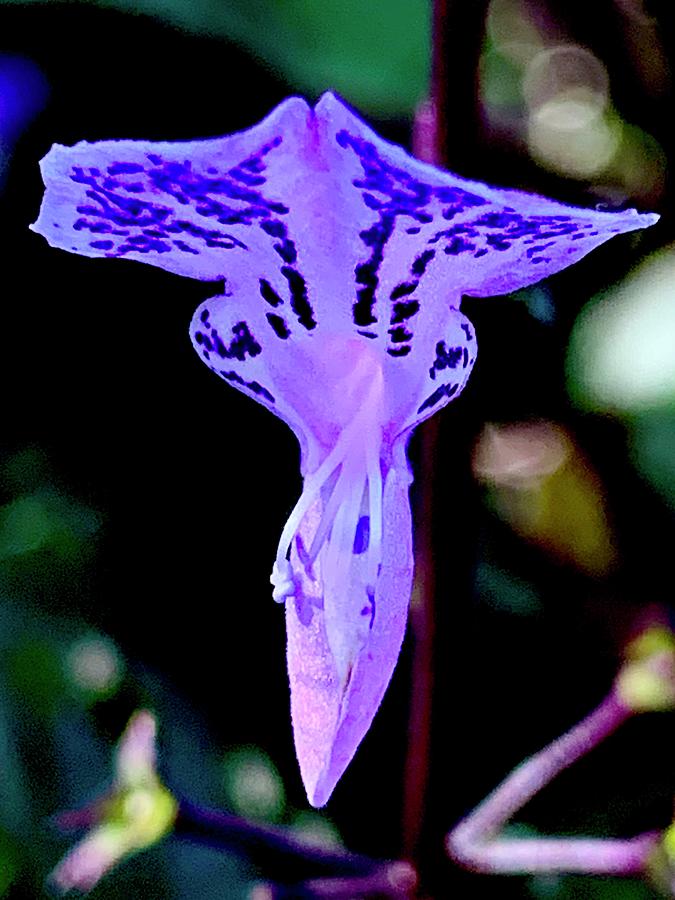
[0,0,673,897]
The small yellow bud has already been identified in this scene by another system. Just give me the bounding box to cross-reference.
[50,711,177,895]
[615,626,675,713]
[645,821,675,897]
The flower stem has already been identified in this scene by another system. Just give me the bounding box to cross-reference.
[401,0,490,864]
[175,799,416,894]
[400,97,442,862]
[446,689,661,874]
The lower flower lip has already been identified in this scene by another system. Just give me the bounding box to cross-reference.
[286,462,414,807]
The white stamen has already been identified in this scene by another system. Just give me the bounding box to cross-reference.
[271,364,386,612]
[270,558,296,603]
[273,415,362,572]
[308,453,365,563]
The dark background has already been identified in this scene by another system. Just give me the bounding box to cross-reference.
[0,2,672,898]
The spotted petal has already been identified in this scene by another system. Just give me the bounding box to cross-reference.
[32,92,658,808]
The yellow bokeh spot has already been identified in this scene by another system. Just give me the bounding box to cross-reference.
[615,626,675,712]
[625,625,675,662]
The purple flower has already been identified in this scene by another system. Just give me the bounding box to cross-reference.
[32,93,657,806]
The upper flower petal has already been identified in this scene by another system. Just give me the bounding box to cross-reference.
[30,97,313,282]
[32,92,657,449]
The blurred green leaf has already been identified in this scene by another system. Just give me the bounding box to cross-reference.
[528,874,658,899]
[289,810,343,850]
[474,422,617,577]
[474,561,543,616]
[7,637,66,715]
[630,409,675,510]
[222,747,285,823]
[568,249,675,415]
[2,447,50,495]
[0,830,19,897]
[0,489,100,563]
[5,0,429,116]
[481,46,523,110]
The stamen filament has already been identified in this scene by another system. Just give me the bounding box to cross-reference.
[271,364,386,608]
[308,454,365,563]
[273,417,362,571]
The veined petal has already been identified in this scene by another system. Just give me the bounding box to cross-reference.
[33,92,657,452]
[31,97,313,281]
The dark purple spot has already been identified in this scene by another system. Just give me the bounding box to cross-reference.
[391,300,420,324]
[389,326,412,343]
[411,249,435,276]
[266,313,291,339]
[259,278,283,308]
[417,382,460,414]
[430,341,463,379]
[353,516,370,554]
[390,281,418,300]
[107,162,145,175]
[353,212,395,327]
[173,239,199,254]
[444,236,475,255]
[214,321,261,361]
[261,220,286,238]
[218,369,275,404]
[281,266,316,330]
[274,239,297,264]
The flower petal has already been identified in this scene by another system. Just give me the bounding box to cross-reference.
[286,459,413,807]
[31,97,313,281]
[50,825,126,894]
[34,93,657,450]
[388,307,478,435]
[301,95,658,390]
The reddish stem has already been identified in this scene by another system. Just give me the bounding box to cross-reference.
[401,97,442,865]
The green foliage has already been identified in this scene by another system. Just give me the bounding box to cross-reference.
[529,874,659,899]
[4,0,429,115]
[0,446,342,895]
[630,409,675,511]
[222,747,286,822]
[475,561,543,617]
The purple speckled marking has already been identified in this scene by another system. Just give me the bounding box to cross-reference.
[417,381,460,414]
[353,516,370,555]
[429,341,464,380]
[67,137,318,332]
[336,128,488,358]
[217,368,275,403]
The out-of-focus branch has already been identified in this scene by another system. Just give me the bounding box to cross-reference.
[431,0,491,173]
[50,710,417,898]
[176,799,415,895]
[446,691,654,872]
[252,860,417,899]
[446,625,675,885]
[401,0,490,867]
